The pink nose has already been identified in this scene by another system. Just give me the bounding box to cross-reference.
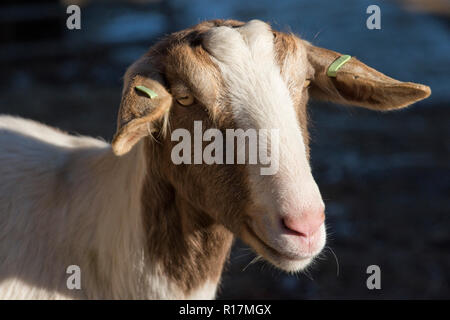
[282,209,325,237]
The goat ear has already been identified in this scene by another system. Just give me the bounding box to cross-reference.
[112,58,172,156]
[303,42,431,110]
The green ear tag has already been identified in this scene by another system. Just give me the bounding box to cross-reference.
[135,85,158,99]
[327,55,351,77]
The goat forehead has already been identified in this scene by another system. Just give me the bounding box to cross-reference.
[202,21,313,193]
[202,20,274,67]
[202,20,299,131]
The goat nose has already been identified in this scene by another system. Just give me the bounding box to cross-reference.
[282,209,325,237]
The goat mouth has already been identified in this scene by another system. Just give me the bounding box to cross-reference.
[244,222,311,262]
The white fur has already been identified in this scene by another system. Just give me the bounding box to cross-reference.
[186,281,218,300]
[203,21,325,266]
[0,116,213,299]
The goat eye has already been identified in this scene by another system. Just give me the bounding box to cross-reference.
[176,95,194,106]
[303,80,311,88]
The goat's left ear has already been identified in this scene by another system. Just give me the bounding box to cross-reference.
[303,41,431,110]
[112,57,172,156]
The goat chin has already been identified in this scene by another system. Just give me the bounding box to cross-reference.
[241,220,327,272]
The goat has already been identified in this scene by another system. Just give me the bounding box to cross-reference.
[0,19,430,299]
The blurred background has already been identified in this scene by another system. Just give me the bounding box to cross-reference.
[0,0,448,299]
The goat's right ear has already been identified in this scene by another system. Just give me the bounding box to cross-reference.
[112,59,172,156]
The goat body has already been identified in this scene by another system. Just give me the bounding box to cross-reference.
[0,116,223,299]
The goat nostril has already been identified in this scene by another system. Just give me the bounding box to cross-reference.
[282,218,307,237]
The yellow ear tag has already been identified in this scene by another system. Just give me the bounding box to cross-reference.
[135,85,158,99]
[327,55,352,77]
